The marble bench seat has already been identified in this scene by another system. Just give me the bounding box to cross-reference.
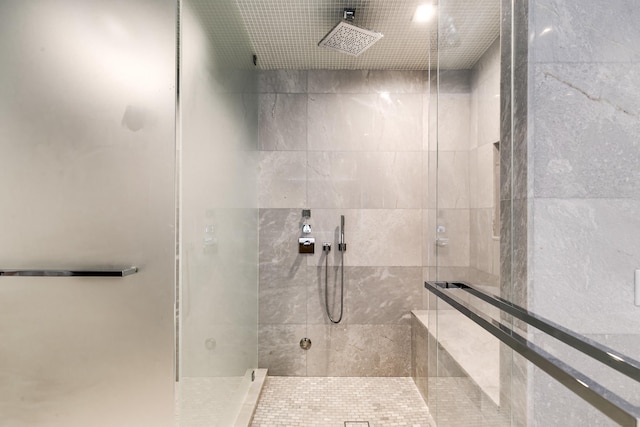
[411,308,500,406]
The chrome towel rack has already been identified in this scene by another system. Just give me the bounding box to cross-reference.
[425,280,640,427]
[0,267,138,277]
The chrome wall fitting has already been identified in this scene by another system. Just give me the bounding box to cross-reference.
[299,337,312,350]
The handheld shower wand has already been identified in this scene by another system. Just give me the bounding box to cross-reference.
[338,215,347,252]
[325,215,346,324]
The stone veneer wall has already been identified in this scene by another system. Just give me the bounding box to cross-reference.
[255,62,501,379]
[256,70,428,376]
[526,0,640,424]
[426,39,500,292]
[469,39,501,288]
[501,0,640,424]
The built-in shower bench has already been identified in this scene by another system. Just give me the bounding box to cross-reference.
[411,306,501,406]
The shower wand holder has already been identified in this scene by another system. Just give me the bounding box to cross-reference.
[298,237,315,254]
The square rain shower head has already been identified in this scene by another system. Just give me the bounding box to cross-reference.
[318,21,384,57]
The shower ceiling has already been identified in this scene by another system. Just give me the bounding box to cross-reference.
[187,0,500,70]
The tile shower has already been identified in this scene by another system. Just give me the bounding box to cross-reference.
[257,69,426,377]
[257,36,502,379]
[4,0,640,425]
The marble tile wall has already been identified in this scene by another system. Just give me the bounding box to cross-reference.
[429,70,472,286]
[499,0,640,424]
[500,2,529,425]
[469,38,501,289]
[528,0,640,357]
[257,70,427,376]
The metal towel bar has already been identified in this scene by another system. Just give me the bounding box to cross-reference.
[435,281,640,381]
[0,267,138,277]
[425,280,640,427]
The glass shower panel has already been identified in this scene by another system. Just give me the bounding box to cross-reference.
[0,1,177,426]
[525,0,640,382]
[178,1,259,425]
[432,0,509,425]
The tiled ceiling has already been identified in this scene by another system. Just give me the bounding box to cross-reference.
[186,0,500,70]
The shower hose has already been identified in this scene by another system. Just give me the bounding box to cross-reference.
[324,243,344,324]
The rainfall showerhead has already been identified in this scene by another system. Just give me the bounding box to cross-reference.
[318,11,384,57]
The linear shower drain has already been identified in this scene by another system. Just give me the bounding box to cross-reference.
[344,422,370,427]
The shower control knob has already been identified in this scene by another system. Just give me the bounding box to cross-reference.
[302,224,311,234]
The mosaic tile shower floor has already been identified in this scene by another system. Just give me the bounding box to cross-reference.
[251,376,434,427]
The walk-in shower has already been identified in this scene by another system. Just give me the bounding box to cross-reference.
[3,0,639,426]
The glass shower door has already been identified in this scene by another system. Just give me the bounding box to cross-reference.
[0,1,177,426]
[430,0,511,425]
[177,1,259,425]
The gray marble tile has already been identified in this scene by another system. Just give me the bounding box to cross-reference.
[308,70,425,94]
[531,198,640,334]
[532,332,640,407]
[430,94,471,152]
[531,0,640,63]
[434,209,470,268]
[468,267,499,288]
[306,263,347,325]
[258,94,307,151]
[425,88,437,152]
[434,150,470,209]
[259,208,307,266]
[307,93,423,152]
[470,208,495,275]
[308,266,421,326]
[508,351,529,427]
[512,0,529,203]
[499,58,513,204]
[498,199,511,255]
[421,268,430,309]
[258,70,307,93]
[471,38,501,90]
[346,267,422,325]
[258,324,307,376]
[423,151,436,209]
[304,209,423,267]
[476,76,501,148]
[511,198,529,316]
[422,92,431,151]
[258,151,307,208]
[306,324,411,376]
[422,209,436,268]
[411,314,429,403]
[492,238,500,278]
[531,366,618,427]
[469,148,479,208]
[432,70,472,94]
[259,264,308,325]
[476,142,495,209]
[532,63,640,198]
[307,151,422,209]
[469,88,479,151]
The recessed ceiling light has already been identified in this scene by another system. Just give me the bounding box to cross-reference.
[413,4,436,22]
